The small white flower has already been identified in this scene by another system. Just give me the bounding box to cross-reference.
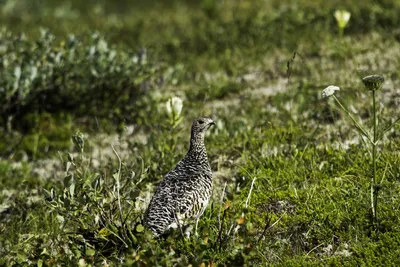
[97,39,108,52]
[166,96,183,118]
[30,66,37,80]
[334,10,351,29]
[78,258,86,266]
[323,244,333,255]
[322,85,340,98]
[14,66,21,80]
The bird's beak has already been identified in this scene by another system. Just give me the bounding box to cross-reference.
[207,120,216,129]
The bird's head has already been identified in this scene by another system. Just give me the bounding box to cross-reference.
[191,117,215,138]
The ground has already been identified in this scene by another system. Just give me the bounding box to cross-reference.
[0,0,400,266]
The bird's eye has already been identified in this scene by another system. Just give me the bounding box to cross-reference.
[198,120,204,124]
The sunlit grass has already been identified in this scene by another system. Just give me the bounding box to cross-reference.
[1,0,400,266]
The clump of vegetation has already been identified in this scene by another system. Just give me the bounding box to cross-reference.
[0,29,156,128]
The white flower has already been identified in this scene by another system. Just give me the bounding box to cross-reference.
[334,10,351,29]
[14,66,21,80]
[166,96,183,118]
[322,85,340,98]
[78,258,86,266]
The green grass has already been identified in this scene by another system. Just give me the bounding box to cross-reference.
[1,0,400,266]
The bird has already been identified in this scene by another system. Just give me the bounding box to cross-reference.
[144,117,215,237]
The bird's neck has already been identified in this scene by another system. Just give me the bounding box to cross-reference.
[187,134,207,160]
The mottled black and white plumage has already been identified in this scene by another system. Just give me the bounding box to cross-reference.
[144,117,215,237]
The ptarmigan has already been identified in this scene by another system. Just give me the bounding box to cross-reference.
[144,117,215,237]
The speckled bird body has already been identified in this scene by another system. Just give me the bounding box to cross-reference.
[144,117,215,237]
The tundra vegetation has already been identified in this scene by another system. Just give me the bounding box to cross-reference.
[0,0,400,266]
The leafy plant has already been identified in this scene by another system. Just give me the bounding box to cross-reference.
[322,75,399,222]
[0,29,157,128]
[45,131,147,263]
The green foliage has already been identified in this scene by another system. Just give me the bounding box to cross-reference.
[42,136,149,263]
[0,29,156,128]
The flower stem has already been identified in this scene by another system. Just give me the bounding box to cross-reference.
[332,95,372,144]
[339,27,344,38]
[371,90,377,220]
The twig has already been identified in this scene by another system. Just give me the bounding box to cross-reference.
[257,212,286,244]
[111,145,123,225]
[257,215,271,244]
[306,243,325,256]
[226,222,236,238]
[286,52,304,86]
[213,209,227,250]
[221,221,236,251]
[243,177,257,217]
